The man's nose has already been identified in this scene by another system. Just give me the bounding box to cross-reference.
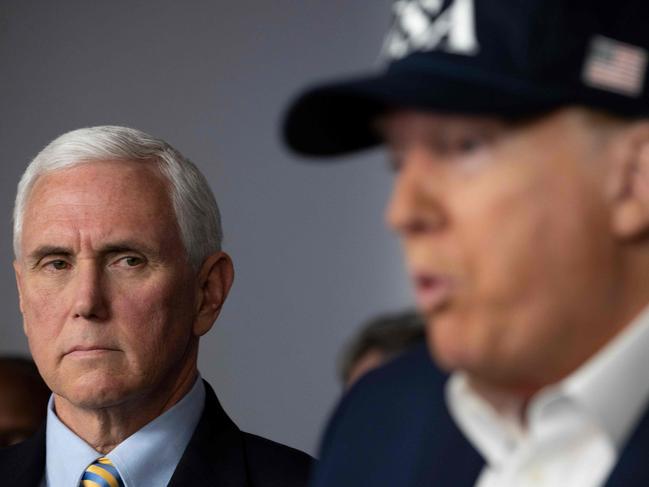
[385,156,446,236]
[72,263,109,321]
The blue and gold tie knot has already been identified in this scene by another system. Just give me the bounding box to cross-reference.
[80,457,124,487]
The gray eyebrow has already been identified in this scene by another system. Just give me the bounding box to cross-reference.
[25,240,160,267]
[98,240,158,257]
[26,245,73,266]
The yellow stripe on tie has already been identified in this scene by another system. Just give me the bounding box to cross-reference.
[87,465,119,487]
[82,481,102,487]
[98,457,113,465]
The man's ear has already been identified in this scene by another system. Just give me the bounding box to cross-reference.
[193,251,234,337]
[609,121,649,240]
[13,260,29,338]
[13,260,24,315]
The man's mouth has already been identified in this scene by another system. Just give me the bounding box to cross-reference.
[412,273,454,314]
[65,345,117,358]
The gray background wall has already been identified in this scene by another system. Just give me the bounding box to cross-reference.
[0,0,411,455]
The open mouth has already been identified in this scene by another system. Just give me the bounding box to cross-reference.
[412,273,453,314]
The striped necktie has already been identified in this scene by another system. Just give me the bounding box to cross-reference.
[80,457,124,487]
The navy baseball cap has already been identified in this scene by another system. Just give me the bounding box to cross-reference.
[283,0,649,157]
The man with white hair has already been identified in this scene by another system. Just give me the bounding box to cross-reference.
[0,126,311,487]
[284,0,649,486]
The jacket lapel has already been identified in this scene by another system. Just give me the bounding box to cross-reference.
[168,380,249,487]
[413,372,484,486]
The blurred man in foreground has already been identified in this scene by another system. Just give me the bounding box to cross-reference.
[0,126,311,486]
[0,356,49,447]
[339,311,424,388]
[284,0,649,485]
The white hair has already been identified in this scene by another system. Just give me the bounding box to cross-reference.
[13,125,223,269]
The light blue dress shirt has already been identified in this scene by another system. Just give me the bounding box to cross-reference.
[42,376,205,487]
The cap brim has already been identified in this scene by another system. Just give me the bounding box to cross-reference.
[283,67,573,158]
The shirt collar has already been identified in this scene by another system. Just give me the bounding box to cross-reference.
[45,376,205,487]
[44,396,101,487]
[446,373,525,466]
[446,304,649,464]
[561,305,649,448]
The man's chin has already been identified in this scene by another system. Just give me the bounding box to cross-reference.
[427,335,511,386]
[54,376,137,411]
[56,389,126,410]
[430,342,518,388]
[425,318,477,373]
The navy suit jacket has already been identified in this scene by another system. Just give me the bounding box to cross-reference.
[311,344,649,487]
[0,381,312,487]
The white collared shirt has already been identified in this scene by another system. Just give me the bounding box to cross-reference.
[42,376,205,487]
[446,306,649,487]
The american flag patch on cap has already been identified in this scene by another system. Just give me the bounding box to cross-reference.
[583,36,648,97]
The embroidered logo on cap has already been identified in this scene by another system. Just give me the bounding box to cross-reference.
[382,0,479,61]
[583,35,648,98]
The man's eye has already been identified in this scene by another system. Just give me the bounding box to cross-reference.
[453,134,489,153]
[45,260,69,271]
[118,256,144,267]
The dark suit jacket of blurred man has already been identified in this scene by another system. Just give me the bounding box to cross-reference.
[310,345,649,487]
[0,381,312,487]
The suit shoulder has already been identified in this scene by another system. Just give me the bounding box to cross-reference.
[347,343,446,401]
[0,428,45,486]
[0,442,24,474]
[310,345,471,487]
[241,432,313,487]
[318,344,447,458]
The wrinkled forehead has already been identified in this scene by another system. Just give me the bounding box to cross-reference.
[33,157,164,190]
[25,159,170,213]
[19,160,180,252]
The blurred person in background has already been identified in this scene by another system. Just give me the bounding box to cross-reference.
[339,311,424,388]
[284,0,649,485]
[0,126,311,487]
[0,356,50,448]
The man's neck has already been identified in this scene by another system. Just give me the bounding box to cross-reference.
[465,376,534,427]
[53,364,198,454]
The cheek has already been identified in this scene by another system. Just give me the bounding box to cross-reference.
[436,178,568,351]
[454,184,548,309]
[111,282,195,365]
[455,181,613,353]
[21,287,66,349]
[454,162,601,306]
[18,288,70,391]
